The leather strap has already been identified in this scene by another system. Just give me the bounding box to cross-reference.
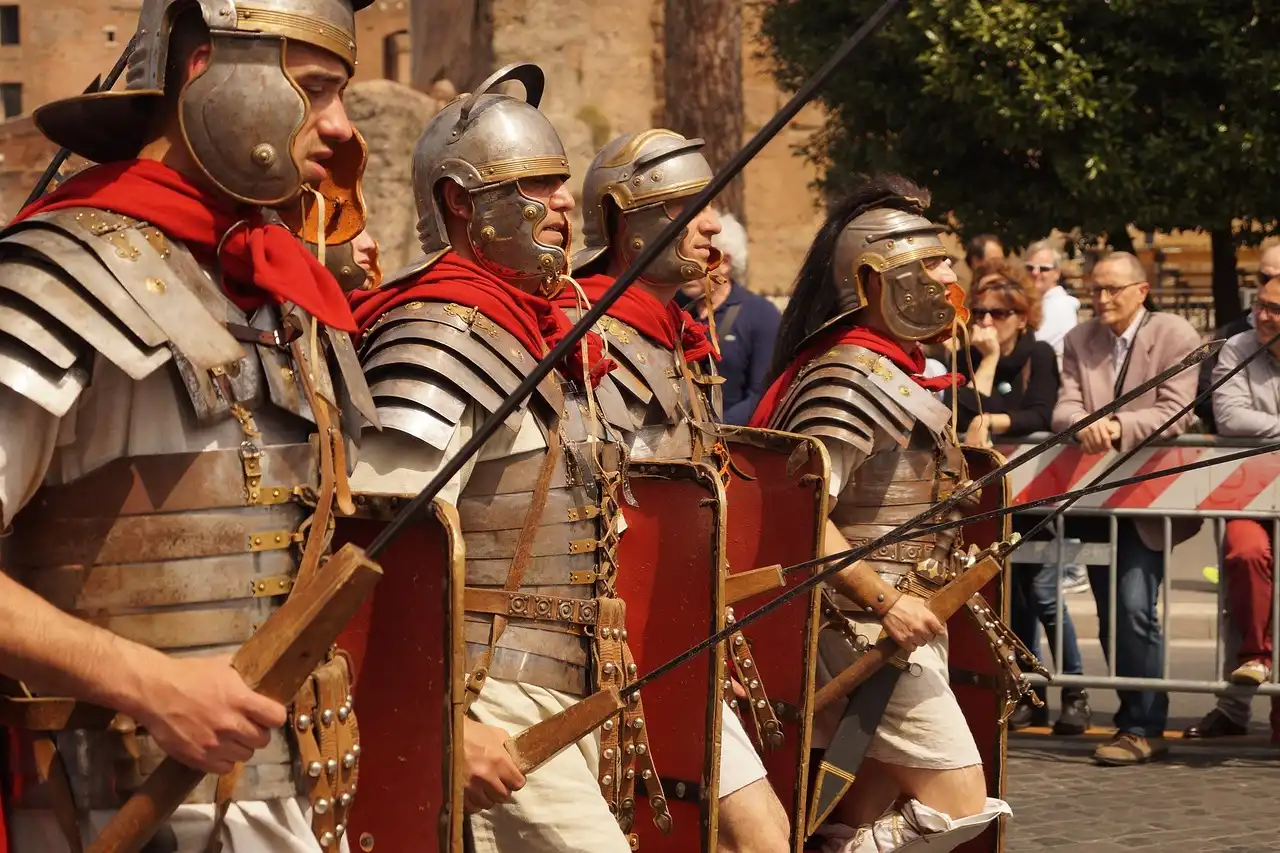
[225,322,304,349]
[464,408,566,713]
[725,624,781,750]
[292,655,360,848]
[202,765,243,853]
[290,333,339,596]
[593,598,669,845]
[463,588,598,626]
[673,335,713,465]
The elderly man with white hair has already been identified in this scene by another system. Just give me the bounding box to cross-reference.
[1023,239,1080,361]
[679,208,783,424]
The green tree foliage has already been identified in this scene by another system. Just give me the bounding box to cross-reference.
[761,0,1280,321]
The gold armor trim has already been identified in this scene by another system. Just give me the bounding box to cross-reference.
[600,128,678,167]
[624,177,712,208]
[475,155,572,182]
[237,4,357,69]
[858,243,950,274]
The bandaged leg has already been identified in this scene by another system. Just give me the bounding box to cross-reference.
[815,797,1011,853]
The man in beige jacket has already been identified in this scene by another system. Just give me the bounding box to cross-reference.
[1052,251,1201,766]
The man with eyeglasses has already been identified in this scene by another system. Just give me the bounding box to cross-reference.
[1052,251,1202,766]
[1023,239,1080,363]
[1182,264,1280,745]
[1193,247,1274,431]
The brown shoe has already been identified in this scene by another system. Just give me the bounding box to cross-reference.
[1182,708,1248,739]
[1092,732,1168,766]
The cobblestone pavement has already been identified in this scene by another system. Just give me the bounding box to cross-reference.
[1005,734,1280,852]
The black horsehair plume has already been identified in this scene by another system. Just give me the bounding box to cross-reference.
[765,173,932,387]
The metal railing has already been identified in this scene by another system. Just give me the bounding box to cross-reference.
[994,434,1280,700]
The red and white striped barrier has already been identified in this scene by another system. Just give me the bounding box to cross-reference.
[994,441,1280,515]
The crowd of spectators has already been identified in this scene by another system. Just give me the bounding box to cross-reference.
[714,219,1278,762]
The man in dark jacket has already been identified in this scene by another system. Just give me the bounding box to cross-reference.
[678,210,782,424]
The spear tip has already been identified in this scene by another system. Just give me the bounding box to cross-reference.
[1186,338,1226,365]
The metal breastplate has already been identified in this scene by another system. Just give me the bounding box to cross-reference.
[770,342,964,599]
[461,389,626,696]
[829,429,967,585]
[0,207,374,820]
[592,315,716,461]
[10,438,318,809]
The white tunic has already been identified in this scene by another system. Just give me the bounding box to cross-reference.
[812,438,982,771]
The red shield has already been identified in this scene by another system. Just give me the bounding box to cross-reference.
[951,446,1012,853]
[612,459,727,853]
[333,498,466,853]
[719,428,829,853]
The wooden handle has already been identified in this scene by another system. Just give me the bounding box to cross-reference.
[504,687,624,775]
[87,544,382,853]
[724,565,785,606]
[812,555,1003,713]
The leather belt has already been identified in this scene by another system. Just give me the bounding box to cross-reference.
[465,587,599,626]
[841,536,933,565]
[10,728,299,810]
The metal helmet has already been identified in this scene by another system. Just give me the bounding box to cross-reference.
[410,63,572,288]
[572,129,714,285]
[33,0,371,207]
[829,206,958,342]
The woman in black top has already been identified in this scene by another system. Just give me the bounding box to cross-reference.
[946,262,1091,735]
[947,262,1059,441]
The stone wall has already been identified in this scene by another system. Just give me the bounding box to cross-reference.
[486,0,827,295]
[345,79,442,272]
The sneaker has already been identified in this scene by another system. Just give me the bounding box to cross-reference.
[1061,564,1091,596]
[1092,732,1168,766]
[1229,659,1273,686]
[1053,689,1091,735]
[1009,697,1048,730]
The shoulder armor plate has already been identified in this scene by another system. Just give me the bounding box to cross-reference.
[0,208,248,415]
[359,300,563,450]
[772,344,951,455]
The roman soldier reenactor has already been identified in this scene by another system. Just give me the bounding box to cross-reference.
[0,0,380,849]
[752,174,1030,852]
[344,64,730,853]
[561,129,724,462]
[562,128,825,853]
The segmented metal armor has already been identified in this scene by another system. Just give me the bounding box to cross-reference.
[4,1,376,848]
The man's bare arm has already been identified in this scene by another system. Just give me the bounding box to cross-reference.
[0,568,286,774]
[822,520,943,650]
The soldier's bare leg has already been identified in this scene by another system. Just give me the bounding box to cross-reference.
[718,778,790,853]
[836,758,985,823]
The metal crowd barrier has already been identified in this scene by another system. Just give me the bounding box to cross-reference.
[993,434,1280,699]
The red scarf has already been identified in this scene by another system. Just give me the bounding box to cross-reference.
[749,324,964,427]
[559,274,718,363]
[349,252,615,386]
[13,159,356,331]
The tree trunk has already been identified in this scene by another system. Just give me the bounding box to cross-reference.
[1210,227,1244,328]
[411,0,494,93]
[662,0,745,223]
[1106,224,1135,254]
